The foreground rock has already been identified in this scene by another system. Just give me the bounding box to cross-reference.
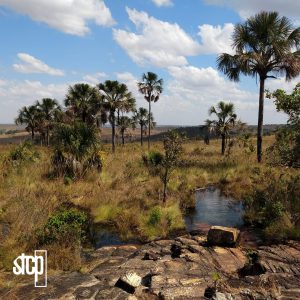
[207,226,240,247]
[1,233,300,299]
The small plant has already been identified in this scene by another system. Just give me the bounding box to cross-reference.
[212,272,221,291]
[148,206,162,226]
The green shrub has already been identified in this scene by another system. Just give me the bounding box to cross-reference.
[8,142,39,165]
[148,206,162,226]
[37,208,88,246]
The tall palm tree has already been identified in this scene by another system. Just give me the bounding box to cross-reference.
[133,107,155,146]
[118,116,133,145]
[138,72,163,150]
[217,11,300,162]
[98,80,136,152]
[15,105,40,140]
[207,101,237,155]
[65,83,101,125]
[36,98,61,146]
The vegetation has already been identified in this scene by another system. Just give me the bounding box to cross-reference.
[206,101,237,155]
[217,11,300,162]
[267,83,300,167]
[138,72,163,150]
[133,107,155,146]
[98,80,136,152]
[51,122,102,179]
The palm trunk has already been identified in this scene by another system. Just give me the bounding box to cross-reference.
[111,113,115,153]
[46,126,50,146]
[31,128,34,141]
[257,77,265,163]
[148,101,151,151]
[122,131,125,145]
[163,168,168,204]
[221,133,226,155]
[140,125,143,146]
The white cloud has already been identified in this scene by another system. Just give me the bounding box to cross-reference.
[198,23,234,55]
[0,0,115,36]
[83,72,107,85]
[0,79,69,123]
[114,8,235,68]
[151,0,173,7]
[13,53,65,76]
[159,65,288,125]
[205,0,300,21]
[113,7,200,68]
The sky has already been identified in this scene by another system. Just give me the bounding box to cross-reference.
[0,0,299,125]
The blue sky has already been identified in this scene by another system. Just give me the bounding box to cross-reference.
[0,0,299,125]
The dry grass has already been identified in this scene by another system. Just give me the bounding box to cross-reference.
[0,135,299,278]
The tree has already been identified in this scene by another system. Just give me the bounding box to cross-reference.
[161,131,183,202]
[52,122,102,179]
[36,98,61,146]
[15,105,40,140]
[143,131,183,203]
[217,11,300,162]
[138,72,163,150]
[133,107,155,146]
[207,101,237,155]
[98,80,135,152]
[65,83,101,125]
[118,116,133,145]
[267,83,300,167]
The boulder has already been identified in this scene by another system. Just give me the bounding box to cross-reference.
[115,272,142,294]
[207,226,239,247]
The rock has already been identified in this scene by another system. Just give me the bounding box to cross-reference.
[213,292,234,300]
[170,243,182,258]
[207,226,239,247]
[239,261,267,277]
[115,272,142,294]
[143,251,160,261]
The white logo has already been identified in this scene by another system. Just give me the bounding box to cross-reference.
[13,250,47,287]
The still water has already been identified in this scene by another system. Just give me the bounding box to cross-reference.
[185,186,244,231]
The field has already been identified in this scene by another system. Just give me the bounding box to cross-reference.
[0,134,299,284]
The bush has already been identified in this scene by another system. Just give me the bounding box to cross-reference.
[7,142,39,165]
[244,173,300,241]
[51,122,103,179]
[36,208,88,246]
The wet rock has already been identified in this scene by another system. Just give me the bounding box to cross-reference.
[239,261,266,277]
[207,226,239,247]
[115,272,142,294]
[171,243,182,258]
[143,251,160,261]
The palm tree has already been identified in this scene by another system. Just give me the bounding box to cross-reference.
[138,72,163,150]
[207,101,237,155]
[217,11,300,162]
[118,116,133,145]
[98,80,136,152]
[133,107,155,146]
[36,98,61,146]
[15,105,40,140]
[65,83,101,125]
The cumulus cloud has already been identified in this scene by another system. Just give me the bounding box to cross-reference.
[83,72,107,85]
[205,0,300,20]
[0,0,115,36]
[151,0,173,7]
[160,65,288,125]
[113,8,200,68]
[113,8,235,68]
[0,79,69,123]
[13,53,65,76]
[198,23,234,55]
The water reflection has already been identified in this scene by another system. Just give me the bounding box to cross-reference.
[185,186,244,231]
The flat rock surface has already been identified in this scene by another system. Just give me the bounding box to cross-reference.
[1,235,300,299]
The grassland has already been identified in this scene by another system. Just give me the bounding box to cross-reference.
[0,135,299,278]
